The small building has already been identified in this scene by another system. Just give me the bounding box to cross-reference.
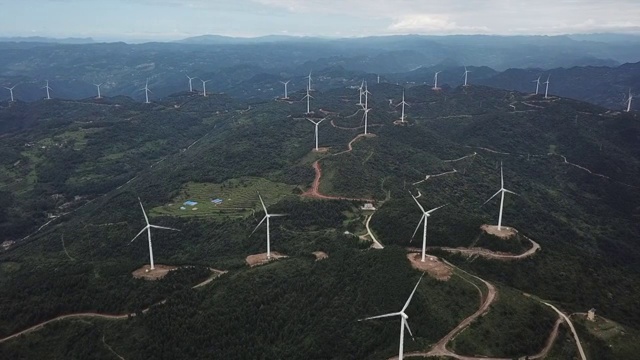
[361,203,376,211]
[183,200,198,207]
[587,308,596,321]
[211,198,223,205]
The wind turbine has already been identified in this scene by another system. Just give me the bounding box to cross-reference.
[140,79,152,104]
[363,82,371,110]
[463,67,471,87]
[280,80,290,99]
[482,163,517,231]
[626,89,633,112]
[533,76,541,95]
[94,83,103,99]
[432,71,442,90]
[307,117,325,151]
[357,80,364,106]
[4,84,18,102]
[186,75,196,92]
[396,89,409,123]
[251,193,286,260]
[201,79,211,97]
[359,274,424,360]
[302,86,314,114]
[129,198,180,270]
[377,74,380,84]
[544,75,550,99]
[307,71,313,92]
[43,80,52,100]
[410,193,446,262]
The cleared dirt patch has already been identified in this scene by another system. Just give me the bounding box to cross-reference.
[481,224,517,239]
[132,264,177,280]
[312,251,329,261]
[245,252,288,267]
[407,253,452,281]
[313,147,330,153]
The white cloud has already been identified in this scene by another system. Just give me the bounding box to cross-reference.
[388,14,489,34]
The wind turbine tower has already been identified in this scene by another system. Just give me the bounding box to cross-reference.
[201,79,212,97]
[626,89,633,112]
[363,82,372,134]
[463,67,471,87]
[544,75,550,99]
[94,83,103,99]
[141,79,152,104]
[251,193,286,260]
[280,80,290,99]
[307,71,313,91]
[307,117,326,151]
[397,89,409,123]
[410,193,446,262]
[4,84,18,102]
[359,275,424,360]
[482,163,517,231]
[129,198,180,270]
[43,80,52,100]
[302,86,314,114]
[533,76,541,95]
[186,75,196,92]
[432,72,442,90]
[357,80,364,107]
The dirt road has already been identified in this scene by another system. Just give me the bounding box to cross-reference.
[431,235,541,261]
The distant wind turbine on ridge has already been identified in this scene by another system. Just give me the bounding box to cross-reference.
[186,75,196,92]
[307,71,313,91]
[280,80,290,99]
[410,193,446,262]
[463,67,471,87]
[396,89,410,123]
[4,84,18,102]
[201,79,211,97]
[302,86,314,114]
[432,71,441,90]
[359,274,424,360]
[626,89,633,112]
[43,80,52,100]
[94,83,103,99]
[251,192,287,260]
[544,75,550,99]
[129,198,180,270]
[362,82,372,134]
[140,79,152,104]
[482,163,517,231]
[533,76,541,95]
[307,117,325,151]
[357,80,365,106]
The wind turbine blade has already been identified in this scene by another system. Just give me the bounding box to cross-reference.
[358,312,401,322]
[129,226,148,244]
[504,189,518,196]
[410,193,426,212]
[251,216,267,235]
[269,214,287,217]
[257,192,268,214]
[403,318,415,341]
[411,214,425,240]
[138,198,150,225]
[402,274,424,312]
[482,190,502,207]
[500,163,504,189]
[426,204,447,215]
[150,225,181,231]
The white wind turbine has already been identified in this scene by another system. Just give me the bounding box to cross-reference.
[129,198,180,270]
[626,89,633,112]
[43,80,52,100]
[359,274,424,360]
[186,75,196,92]
[544,75,550,99]
[357,80,364,106]
[463,67,471,87]
[251,193,286,260]
[482,163,517,231]
[307,71,313,91]
[432,71,442,90]
[307,117,325,151]
[302,86,314,114]
[533,76,541,95]
[4,84,18,102]
[280,80,290,99]
[362,82,372,134]
[201,79,211,97]
[140,79,152,104]
[396,89,409,123]
[410,193,446,262]
[94,83,103,99]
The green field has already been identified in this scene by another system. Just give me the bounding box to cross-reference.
[151,177,297,218]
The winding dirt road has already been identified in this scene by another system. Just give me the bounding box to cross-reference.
[431,235,541,261]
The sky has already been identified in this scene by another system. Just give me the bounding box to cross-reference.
[0,0,639,41]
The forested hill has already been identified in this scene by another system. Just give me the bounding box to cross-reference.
[0,83,639,358]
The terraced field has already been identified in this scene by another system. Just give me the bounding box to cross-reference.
[151,177,297,218]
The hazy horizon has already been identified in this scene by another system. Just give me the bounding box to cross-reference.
[1,0,640,42]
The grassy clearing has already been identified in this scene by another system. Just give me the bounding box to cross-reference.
[151,177,297,218]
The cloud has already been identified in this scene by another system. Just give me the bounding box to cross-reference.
[388,14,489,34]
